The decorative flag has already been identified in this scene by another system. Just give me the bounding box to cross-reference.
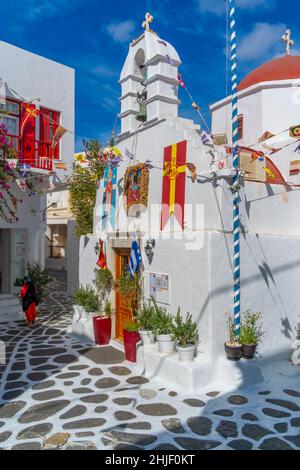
[161,140,187,230]
[262,142,281,155]
[294,141,300,153]
[20,103,39,137]
[178,74,186,89]
[101,166,118,231]
[8,160,18,169]
[129,240,142,280]
[54,162,67,170]
[213,133,228,146]
[110,146,122,157]
[96,239,107,270]
[258,131,275,142]
[125,148,134,160]
[191,102,200,111]
[289,125,300,138]
[201,132,211,145]
[19,163,31,178]
[290,160,300,176]
[16,179,26,191]
[51,126,67,149]
[265,156,286,185]
[186,163,197,183]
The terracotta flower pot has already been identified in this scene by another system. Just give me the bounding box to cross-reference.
[242,343,257,359]
[123,329,141,363]
[224,341,242,361]
[93,317,111,346]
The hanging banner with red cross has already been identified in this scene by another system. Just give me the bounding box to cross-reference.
[161,140,187,230]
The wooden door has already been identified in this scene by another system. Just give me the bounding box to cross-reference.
[115,251,132,340]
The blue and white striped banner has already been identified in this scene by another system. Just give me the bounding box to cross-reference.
[230,0,241,338]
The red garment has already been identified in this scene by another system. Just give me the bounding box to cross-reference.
[25,303,36,324]
[19,284,37,325]
[19,284,29,298]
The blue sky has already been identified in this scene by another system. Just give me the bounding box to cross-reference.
[1,0,299,151]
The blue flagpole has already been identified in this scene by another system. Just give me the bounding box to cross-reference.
[229,0,241,338]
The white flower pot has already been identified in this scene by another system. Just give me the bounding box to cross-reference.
[177,344,196,363]
[79,307,88,321]
[139,330,155,346]
[73,305,80,321]
[157,334,175,354]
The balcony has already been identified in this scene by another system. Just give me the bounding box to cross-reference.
[6,133,56,172]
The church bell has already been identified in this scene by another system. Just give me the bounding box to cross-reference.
[136,102,147,122]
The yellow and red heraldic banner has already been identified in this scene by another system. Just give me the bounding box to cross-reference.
[161,140,187,230]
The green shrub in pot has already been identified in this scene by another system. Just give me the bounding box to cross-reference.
[239,311,264,359]
[137,301,157,345]
[153,301,175,354]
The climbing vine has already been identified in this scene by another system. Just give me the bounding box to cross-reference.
[68,140,104,238]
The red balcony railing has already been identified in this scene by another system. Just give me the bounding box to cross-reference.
[6,134,55,172]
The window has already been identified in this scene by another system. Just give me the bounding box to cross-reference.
[237,114,244,140]
[0,100,20,116]
[39,107,61,159]
[0,99,20,149]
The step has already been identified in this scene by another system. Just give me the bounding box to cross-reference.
[0,304,22,316]
[0,298,20,308]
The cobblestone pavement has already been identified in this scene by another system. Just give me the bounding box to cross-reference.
[0,271,300,450]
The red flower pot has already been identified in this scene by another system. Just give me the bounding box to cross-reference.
[123,329,141,363]
[93,317,111,346]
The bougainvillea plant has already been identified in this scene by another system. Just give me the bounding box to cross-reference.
[0,123,21,223]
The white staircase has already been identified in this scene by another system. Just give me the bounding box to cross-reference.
[0,295,24,323]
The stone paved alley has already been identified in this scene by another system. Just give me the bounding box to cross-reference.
[0,272,300,451]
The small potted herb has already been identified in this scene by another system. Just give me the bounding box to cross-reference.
[154,303,175,354]
[137,301,156,346]
[224,313,242,361]
[239,311,264,359]
[123,320,141,363]
[173,310,199,362]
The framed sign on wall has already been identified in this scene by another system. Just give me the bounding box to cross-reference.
[144,271,170,305]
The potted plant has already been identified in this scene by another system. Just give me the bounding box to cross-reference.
[239,311,264,359]
[224,313,242,361]
[83,286,100,316]
[137,301,156,346]
[93,268,115,346]
[26,263,52,306]
[154,303,175,354]
[123,320,141,363]
[118,272,142,363]
[173,310,199,362]
[93,301,113,346]
[74,285,92,318]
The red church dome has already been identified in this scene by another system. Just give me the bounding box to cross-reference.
[238,55,300,92]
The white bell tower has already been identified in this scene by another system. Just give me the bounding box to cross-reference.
[118,13,181,138]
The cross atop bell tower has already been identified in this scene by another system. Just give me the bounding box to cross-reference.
[282,29,294,56]
[142,12,154,33]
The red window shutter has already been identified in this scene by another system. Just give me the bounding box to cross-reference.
[21,102,36,164]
